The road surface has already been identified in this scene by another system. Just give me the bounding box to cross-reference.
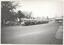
[1,22,63,44]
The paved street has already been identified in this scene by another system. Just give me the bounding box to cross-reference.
[1,22,63,44]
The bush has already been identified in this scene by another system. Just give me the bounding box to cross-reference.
[5,21,17,26]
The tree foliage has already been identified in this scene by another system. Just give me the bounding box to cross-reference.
[1,1,17,24]
[17,10,25,18]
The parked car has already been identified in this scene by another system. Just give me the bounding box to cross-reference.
[24,21,35,26]
[55,19,63,25]
[55,19,63,23]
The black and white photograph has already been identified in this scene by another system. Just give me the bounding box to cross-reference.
[1,0,63,44]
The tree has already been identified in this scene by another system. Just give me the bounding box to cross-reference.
[15,10,25,24]
[17,10,25,18]
[1,1,17,24]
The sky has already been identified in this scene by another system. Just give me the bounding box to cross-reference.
[14,0,63,18]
